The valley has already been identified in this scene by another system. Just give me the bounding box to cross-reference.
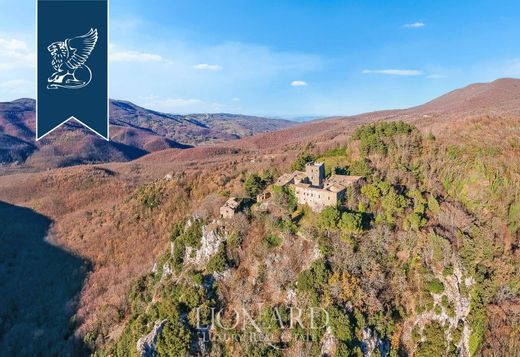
[0,99,295,171]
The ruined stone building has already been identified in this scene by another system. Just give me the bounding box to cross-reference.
[220,197,241,218]
[275,162,363,212]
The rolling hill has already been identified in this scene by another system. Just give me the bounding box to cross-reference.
[0,78,518,355]
[0,98,295,170]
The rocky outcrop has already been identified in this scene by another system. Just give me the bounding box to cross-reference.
[185,225,225,267]
[136,319,167,357]
[361,327,390,357]
[404,255,473,356]
[320,326,337,356]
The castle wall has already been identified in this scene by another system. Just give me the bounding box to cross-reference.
[220,206,235,219]
[294,185,340,212]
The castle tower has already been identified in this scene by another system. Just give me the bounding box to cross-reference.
[305,162,325,187]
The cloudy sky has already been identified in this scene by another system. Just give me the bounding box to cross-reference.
[1,0,520,116]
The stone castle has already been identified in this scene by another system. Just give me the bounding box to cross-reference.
[275,162,363,212]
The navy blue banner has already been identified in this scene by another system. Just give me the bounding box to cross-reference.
[37,0,108,140]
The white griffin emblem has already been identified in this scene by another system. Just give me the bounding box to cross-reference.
[47,28,98,90]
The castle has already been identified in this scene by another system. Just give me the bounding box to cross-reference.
[275,162,363,212]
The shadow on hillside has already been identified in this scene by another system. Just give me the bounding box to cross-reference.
[0,201,89,356]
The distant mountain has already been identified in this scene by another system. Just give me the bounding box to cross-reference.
[239,78,520,151]
[110,100,295,145]
[269,115,327,122]
[0,99,295,169]
[414,77,520,115]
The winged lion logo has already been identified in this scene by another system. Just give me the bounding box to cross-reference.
[47,28,98,90]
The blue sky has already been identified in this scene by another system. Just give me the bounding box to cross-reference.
[1,0,520,116]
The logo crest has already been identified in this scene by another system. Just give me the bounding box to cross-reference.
[47,28,98,90]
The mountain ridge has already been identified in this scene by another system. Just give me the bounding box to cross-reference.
[0,98,296,169]
[138,77,520,165]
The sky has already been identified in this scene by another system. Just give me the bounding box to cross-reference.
[1,0,520,117]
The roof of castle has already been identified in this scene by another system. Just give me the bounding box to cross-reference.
[275,174,293,186]
[275,162,364,191]
[326,174,363,187]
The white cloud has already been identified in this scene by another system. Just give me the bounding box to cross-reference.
[0,79,34,97]
[193,63,223,71]
[0,38,27,51]
[403,22,425,28]
[141,97,204,112]
[291,80,308,86]
[426,74,446,79]
[232,97,240,101]
[110,49,163,62]
[109,39,323,113]
[0,37,34,70]
[0,79,33,89]
[362,69,423,76]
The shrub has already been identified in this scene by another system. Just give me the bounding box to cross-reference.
[264,234,282,248]
[428,278,445,294]
[134,185,163,209]
[415,321,447,357]
[206,244,228,273]
[261,170,274,185]
[442,266,454,276]
[171,219,204,273]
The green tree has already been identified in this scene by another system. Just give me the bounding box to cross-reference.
[244,173,267,197]
[338,211,363,234]
[361,184,381,205]
[348,159,373,177]
[156,321,191,357]
[292,152,316,171]
[328,305,352,342]
[380,189,407,228]
[206,244,228,273]
[261,170,274,184]
[318,207,341,231]
[404,212,427,231]
[297,260,331,293]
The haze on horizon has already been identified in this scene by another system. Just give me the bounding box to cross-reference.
[1,0,520,117]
